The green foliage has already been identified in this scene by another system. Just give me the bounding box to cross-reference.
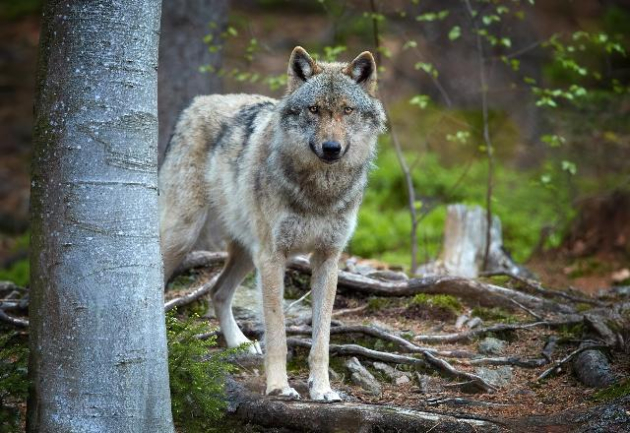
[409,294,462,314]
[471,307,518,323]
[350,146,575,268]
[0,331,28,432]
[0,0,41,20]
[167,311,240,432]
[0,259,29,288]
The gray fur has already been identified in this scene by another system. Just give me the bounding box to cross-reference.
[159,46,386,401]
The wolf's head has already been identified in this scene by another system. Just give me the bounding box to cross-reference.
[276,47,386,169]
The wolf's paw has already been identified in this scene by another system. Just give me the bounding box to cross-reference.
[245,340,262,355]
[266,386,301,400]
[310,388,342,402]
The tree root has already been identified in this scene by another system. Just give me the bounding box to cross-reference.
[287,338,496,393]
[412,319,582,344]
[225,378,508,433]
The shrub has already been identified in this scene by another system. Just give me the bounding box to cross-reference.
[167,311,240,432]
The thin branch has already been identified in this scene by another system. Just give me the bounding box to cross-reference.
[0,308,28,328]
[482,271,606,306]
[164,275,218,312]
[287,337,496,392]
[284,289,311,314]
[413,319,582,344]
[463,0,494,271]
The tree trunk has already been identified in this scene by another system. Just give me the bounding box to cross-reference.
[158,0,229,164]
[28,1,173,431]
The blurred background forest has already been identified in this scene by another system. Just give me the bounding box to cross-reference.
[1,0,629,292]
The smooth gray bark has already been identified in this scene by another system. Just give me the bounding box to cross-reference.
[158,0,229,164]
[28,1,173,431]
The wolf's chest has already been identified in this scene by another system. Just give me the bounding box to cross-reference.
[272,213,353,255]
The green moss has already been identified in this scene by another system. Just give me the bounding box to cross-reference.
[576,303,592,313]
[557,323,585,339]
[366,297,394,312]
[410,294,462,314]
[593,379,630,402]
[471,307,519,323]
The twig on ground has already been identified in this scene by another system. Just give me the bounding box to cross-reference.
[0,308,28,328]
[537,344,609,381]
[164,275,218,312]
[452,356,548,368]
[284,290,311,314]
[508,298,544,321]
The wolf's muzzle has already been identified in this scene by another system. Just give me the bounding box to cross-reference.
[320,140,342,163]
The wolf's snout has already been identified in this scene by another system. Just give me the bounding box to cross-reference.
[322,141,342,161]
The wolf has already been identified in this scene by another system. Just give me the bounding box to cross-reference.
[159,46,386,401]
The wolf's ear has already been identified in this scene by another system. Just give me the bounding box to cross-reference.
[344,51,378,97]
[287,46,321,93]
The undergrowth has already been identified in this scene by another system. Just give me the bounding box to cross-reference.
[0,330,28,433]
[167,310,242,433]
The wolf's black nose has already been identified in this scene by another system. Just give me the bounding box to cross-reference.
[322,141,342,158]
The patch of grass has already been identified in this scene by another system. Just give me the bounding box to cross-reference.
[593,378,630,402]
[0,331,28,432]
[167,311,242,432]
[410,294,462,315]
[471,307,519,323]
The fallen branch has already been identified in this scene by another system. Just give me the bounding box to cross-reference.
[164,275,218,312]
[413,318,582,344]
[452,356,548,368]
[0,308,28,328]
[225,378,507,433]
[287,338,496,393]
[482,271,606,307]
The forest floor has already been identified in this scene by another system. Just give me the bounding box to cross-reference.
[162,254,630,432]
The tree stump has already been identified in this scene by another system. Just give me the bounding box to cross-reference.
[417,204,530,278]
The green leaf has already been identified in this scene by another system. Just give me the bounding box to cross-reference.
[403,40,418,50]
[448,26,461,41]
[409,94,431,109]
[414,62,438,78]
[561,160,577,175]
[541,134,565,147]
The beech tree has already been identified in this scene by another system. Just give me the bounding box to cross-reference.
[28,1,173,431]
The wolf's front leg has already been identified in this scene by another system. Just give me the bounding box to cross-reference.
[308,251,342,402]
[257,253,300,399]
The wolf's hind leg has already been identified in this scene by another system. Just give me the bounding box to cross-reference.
[211,241,261,354]
[160,205,209,282]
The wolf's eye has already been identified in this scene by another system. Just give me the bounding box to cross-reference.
[308,105,319,114]
[343,106,354,115]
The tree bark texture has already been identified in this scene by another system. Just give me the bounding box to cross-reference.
[158,0,229,164]
[29,1,173,431]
